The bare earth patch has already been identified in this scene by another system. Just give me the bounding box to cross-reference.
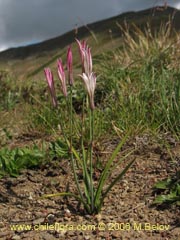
[0,136,180,240]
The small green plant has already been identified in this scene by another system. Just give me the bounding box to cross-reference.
[0,70,20,110]
[49,139,69,159]
[0,145,45,177]
[43,39,135,214]
[153,170,180,206]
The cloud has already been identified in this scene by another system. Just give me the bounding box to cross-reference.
[0,0,180,51]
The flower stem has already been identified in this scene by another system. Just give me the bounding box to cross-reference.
[69,85,88,212]
[89,107,94,212]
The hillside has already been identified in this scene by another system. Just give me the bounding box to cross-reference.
[0,6,179,85]
[0,6,180,62]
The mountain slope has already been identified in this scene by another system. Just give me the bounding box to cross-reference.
[0,6,180,83]
[0,6,180,61]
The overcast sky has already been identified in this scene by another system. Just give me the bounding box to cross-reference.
[0,0,180,52]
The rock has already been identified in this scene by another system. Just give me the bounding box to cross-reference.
[47,213,55,224]
[12,235,21,240]
[112,231,121,238]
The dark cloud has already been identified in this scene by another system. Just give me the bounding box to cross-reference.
[0,0,179,51]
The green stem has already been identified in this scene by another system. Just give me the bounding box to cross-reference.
[70,87,73,154]
[89,107,94,212]
[81,99,91,204]
[69,86,88,211]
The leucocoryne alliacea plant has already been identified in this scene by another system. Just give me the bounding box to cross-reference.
[43,39,135,214]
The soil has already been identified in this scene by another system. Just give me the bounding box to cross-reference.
[0,134,180,240]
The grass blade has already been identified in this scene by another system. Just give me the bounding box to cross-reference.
[94,131,130,206]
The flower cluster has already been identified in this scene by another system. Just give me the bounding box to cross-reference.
[44,40,97,110]
[76,39,96,110]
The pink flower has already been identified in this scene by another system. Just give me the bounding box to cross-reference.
[67,46,74,86]
[79,72,96,110]
[57,59,67,97]
[76,39,87,64]
[76,39,92,75]
[77,39,96,110]
[83,47,92,76]
[44,68,57,107]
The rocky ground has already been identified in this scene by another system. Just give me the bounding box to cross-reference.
[0,134,180,240]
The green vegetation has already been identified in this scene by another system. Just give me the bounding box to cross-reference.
[0,139,68,178]
[153,170,180,206]
[0,145,45,177]
[0,7,179,210]
[0,70,20,111]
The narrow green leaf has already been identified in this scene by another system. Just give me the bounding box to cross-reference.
[111,148,135,172]
[153,179,171,190]
[94,131,130,206]
[42,192,81,201]
[101,158,135,203]
[154,195,168,204]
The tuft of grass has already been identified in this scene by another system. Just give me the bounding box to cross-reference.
[116,20,178,68]
[0,70,20,111]
[95,22,180,137]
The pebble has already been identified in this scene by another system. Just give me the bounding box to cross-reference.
[77,216,83,221]
[16,204,23,209]
[47,213,55,223]
[12,235,21,240]
[64,216,71,221]
[112,231,121,238]
[85,215,91,220]
[64,208,71,217]
[94,214,102,222]
[28,192,33,200]
[84,235,91,239]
